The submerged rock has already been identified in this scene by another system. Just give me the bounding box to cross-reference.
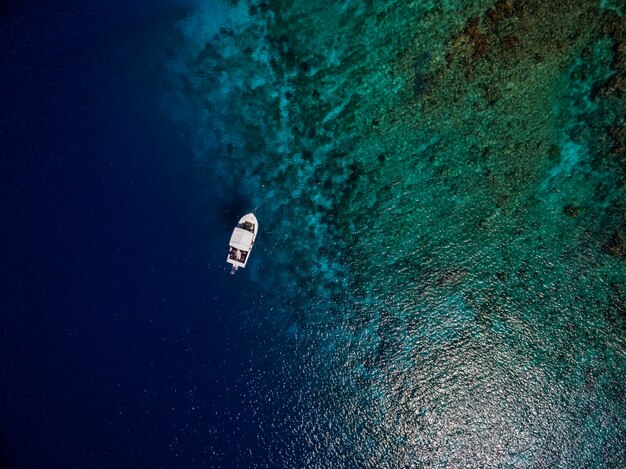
[604,230,626,258]
[563,204,581,218]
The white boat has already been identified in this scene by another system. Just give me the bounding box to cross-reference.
[226,213,258,274]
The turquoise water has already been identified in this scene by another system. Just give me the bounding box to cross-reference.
[170,0,625,465]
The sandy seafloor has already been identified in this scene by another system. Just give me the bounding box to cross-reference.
[1,0,626,467]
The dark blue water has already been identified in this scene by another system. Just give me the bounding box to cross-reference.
[3,1,626,467]
[0,2,291,466]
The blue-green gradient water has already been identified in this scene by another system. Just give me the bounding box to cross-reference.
[170,0,625,465]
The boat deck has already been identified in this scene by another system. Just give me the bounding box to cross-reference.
[228,247,248,263]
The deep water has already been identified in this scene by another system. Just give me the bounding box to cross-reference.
[2,0,625,467]
[1,1,292,467]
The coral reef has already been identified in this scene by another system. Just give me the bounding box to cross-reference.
[170,0,626,465]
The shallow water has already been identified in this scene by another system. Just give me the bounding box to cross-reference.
[171,0,626,466]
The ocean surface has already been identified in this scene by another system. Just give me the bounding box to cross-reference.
[1,0,625,467]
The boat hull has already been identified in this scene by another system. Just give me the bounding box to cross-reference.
[226,213,257,269]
